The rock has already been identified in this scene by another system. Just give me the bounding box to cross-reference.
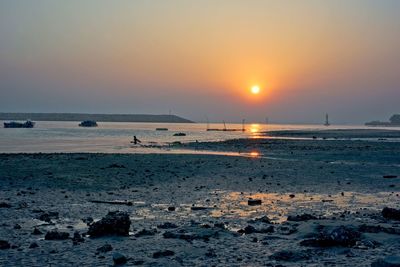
[248,199,262,206]
[97,244,113,253]
[248,216,272,224]
[191,206,209,211]
[383,175,398,179]
[45,230,70,240]
[82,217,94,225]
[269,250,311,261]
[238,225,274,235]
[72,232,84,244]
[0,240,11,250]
[205,248,217,258]
[29,242,39,249]
[0,202,11,208]
[371,255,400,267]
[287,213,318,222]
[107,163,126,169]
[300,226,361,247]
[88,211,131,237]
[113,252,127,265]
[153,250,175,258]
[167,206,176,211]
[13,224,21,230]
[38,211,59,222]
[289,194,295,198]
[134,228,157,237]
[157,222,178,229]
[382,207,400,221]
[32,228,43,235]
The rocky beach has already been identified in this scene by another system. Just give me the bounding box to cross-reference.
[0,129,399,266]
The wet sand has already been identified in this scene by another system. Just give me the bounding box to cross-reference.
[0,132,399,266]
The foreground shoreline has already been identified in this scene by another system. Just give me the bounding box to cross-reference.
[0,136,399,266]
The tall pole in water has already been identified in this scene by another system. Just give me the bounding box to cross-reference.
[324,113,330,126]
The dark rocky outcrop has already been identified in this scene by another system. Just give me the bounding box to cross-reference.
[300,226,361,247]
[88,211,131,237]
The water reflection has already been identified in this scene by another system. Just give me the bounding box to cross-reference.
[209,191,400,223]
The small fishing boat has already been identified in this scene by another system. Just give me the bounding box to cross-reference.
[3,120,35,128]
[173,132,186,136]
[79,120,98,127]
[156,128,168,131]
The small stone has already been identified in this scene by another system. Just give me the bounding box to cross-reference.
[167,206,176,211]
[157,222,178,229]
[153,250,175,258]
[29,242,39,249]
[45,230,70,240]
[0,202,11,208]
[0,240,11,250]
[248,199,262,206]
[113,252,127,265]
[97,244,113,253]
[32,228,43,235]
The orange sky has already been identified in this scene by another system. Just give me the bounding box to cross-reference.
[1,1,400,123]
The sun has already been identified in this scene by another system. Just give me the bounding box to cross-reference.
[251,85,260,94]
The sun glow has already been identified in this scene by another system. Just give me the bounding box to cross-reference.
[251,85,260,94]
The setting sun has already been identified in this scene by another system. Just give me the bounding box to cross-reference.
[251,85,260,94]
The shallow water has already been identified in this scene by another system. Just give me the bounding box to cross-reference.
[0,121,392,154]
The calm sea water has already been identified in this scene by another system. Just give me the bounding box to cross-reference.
[0,121,394,154]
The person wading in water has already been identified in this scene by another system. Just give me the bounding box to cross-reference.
[132,136,141,145]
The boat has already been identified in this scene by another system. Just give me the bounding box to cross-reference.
[173,132,186,136]
[206,120,245,132]
[79,120,98,127]
[3,120,35,128]
[156,128,168,131]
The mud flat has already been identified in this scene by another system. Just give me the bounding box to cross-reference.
[0,133,399,266]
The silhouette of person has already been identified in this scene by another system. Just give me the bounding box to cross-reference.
[133,136,141,145]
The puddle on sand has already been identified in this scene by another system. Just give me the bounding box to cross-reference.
[209,191,400,223]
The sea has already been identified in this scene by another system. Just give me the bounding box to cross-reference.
[0,121,396,154]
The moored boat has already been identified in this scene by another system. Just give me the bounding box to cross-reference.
[3,120,35,128]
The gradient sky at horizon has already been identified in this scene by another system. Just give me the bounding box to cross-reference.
[1,1,399,123]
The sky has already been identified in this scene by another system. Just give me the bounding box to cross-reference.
[0,0,399,124]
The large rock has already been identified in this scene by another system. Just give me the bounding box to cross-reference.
[88,211,131,237]
[382,207,400,221]
[371,256,400,267]
[113,252,127,265]
[0,240,10,250]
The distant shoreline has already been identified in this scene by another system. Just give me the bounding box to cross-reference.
[0,112,194,123]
